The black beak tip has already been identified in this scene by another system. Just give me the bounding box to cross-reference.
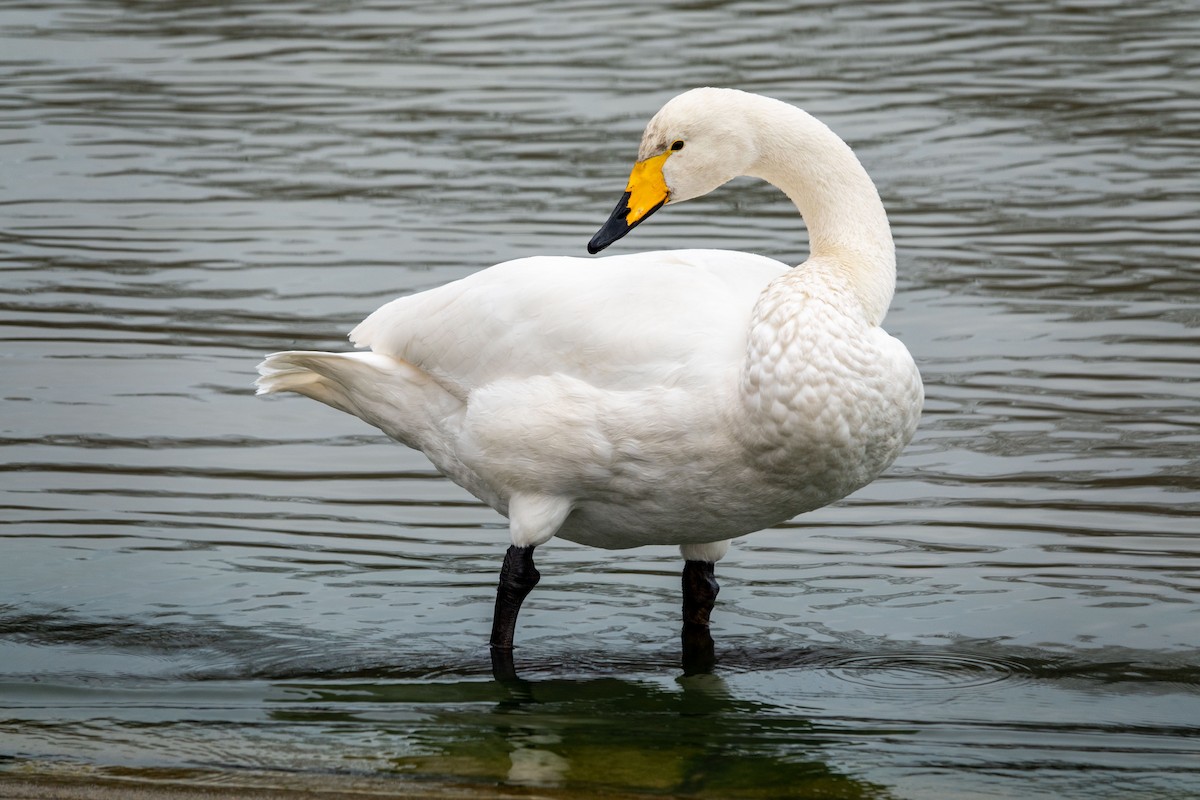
[585,224,624,255]
[587,191,666,256]
[587,191,634,255]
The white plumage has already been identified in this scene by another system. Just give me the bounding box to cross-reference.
[257,88,923,646]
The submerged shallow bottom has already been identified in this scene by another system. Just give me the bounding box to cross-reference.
[0,772,594,800]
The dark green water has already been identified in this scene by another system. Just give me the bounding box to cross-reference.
[2,1,1198,797]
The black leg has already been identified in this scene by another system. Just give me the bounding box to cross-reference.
[490,545,540,652]
[682,559,719,626]
[682,624,716,675]
[490,645,521,684]
[681,560,719,674]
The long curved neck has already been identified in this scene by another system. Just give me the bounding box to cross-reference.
[744,99,896,324]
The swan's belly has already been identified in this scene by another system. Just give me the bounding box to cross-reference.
[556,478,827,549]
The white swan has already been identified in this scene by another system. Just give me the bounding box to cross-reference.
[257,88,923,659]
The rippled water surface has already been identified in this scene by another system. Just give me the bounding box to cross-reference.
[2,1,1199,797]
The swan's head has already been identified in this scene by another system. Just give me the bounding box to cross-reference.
[588,88,759,254]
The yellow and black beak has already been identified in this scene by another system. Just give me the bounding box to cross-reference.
[587,152,671,254]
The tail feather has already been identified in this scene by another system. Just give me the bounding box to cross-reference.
[258,351,364,414]
[255,349,451,429]
[254,362,323,396]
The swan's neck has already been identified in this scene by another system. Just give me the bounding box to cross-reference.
[745,100,895,324]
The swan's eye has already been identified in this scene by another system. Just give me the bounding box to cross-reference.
[670,140,685,151]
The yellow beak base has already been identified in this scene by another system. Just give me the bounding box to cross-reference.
[587,152,671,254]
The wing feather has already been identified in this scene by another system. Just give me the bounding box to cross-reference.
[349,249,788,395]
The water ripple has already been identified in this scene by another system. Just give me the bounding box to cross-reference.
[821,651,1028,692]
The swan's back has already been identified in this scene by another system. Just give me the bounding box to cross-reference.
[350,249,789,396]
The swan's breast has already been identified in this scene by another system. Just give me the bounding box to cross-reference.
[737,283,922,505]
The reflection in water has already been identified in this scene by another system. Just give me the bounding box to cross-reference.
[2,0,1200,797]
[275,670,889,797]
